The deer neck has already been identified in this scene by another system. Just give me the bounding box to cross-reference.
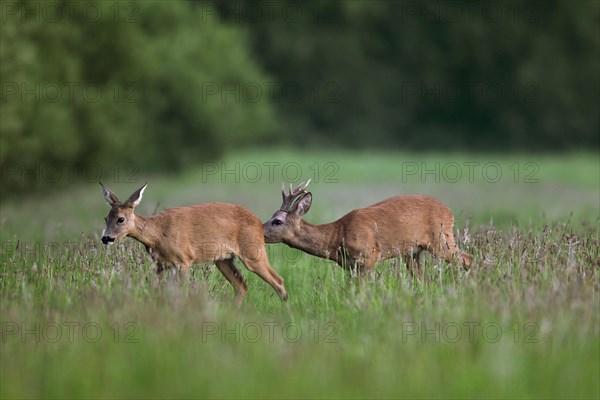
[128,214,161,249]
[285,220,343,262]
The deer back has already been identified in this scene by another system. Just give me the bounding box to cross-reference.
[340,195,455,251]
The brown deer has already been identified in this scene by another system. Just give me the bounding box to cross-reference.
[99,182,288,306]
[263,181,472,276]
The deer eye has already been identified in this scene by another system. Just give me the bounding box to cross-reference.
[117,217,125,224]
[272,219,283,226]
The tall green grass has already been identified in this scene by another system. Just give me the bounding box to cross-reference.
[1,151,598,399]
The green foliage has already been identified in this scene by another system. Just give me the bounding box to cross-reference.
[1,0,276,192]
[241,0,599,150]
[1,0,598,195]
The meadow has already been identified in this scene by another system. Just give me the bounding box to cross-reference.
[1,150,598,399]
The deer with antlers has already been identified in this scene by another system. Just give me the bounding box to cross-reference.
[263,181,472,276]
[99,182,288,306]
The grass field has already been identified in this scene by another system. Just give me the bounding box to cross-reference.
[1,150,598,399]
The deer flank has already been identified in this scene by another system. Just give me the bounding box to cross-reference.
[100,182,287,306]
[263,181,472,275]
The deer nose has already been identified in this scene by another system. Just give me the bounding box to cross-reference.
[102,236,115,244]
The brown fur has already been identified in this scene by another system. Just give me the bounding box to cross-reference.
[264,186,472,276]
[100,183,287,306]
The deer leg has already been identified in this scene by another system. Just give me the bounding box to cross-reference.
[359,263,375,278]
[349,261,360,278]
[458,251,473,270]
[155,262,167,276]
[434,229,472,271]
[404,248,423,278]
[359,249,378,278]
[176,263,191,283]
[239,251,288,302]
[155,262,178,283]
[344,248,369,278]
[153,262,167,286]
[215,258,248,307]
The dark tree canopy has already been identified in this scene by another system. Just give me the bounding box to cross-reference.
[1,0,598,193]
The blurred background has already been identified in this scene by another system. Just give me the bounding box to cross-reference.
[1,0,598,195]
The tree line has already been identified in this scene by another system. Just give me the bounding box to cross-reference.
[1,0,598,193]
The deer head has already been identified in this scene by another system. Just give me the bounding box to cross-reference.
[99,182,147,245]
[263,180,312,243]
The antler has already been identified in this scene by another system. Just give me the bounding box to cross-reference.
[280,179,311,212]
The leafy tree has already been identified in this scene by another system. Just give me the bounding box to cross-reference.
[1,0,276,192]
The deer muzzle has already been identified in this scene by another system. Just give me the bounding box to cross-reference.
[101,236,115,245]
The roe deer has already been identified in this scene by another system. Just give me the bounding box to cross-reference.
[99,182,288,306]
[263,181,472,276]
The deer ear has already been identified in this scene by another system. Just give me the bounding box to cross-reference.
[124,182,147,209]
[99,182,120,206]
[295,192,312,217]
